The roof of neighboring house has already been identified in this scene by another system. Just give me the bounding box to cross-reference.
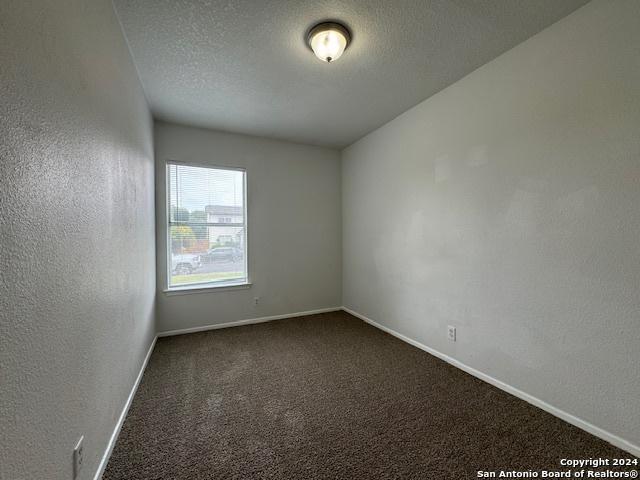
[205,205,243,216]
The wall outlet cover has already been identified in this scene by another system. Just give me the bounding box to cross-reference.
[73,436,84,479]
[447,326,456,342]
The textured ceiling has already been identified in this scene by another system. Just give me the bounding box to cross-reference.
[113,0,589,148]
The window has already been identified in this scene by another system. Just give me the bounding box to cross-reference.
[167,162,247,290]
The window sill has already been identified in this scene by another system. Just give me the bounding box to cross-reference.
[163,282,252,296]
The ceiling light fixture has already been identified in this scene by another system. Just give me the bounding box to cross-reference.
[307,22,351,63]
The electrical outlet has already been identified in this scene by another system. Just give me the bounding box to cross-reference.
[73,436,84,478]
[447,325,456,342]
[254,297,260,305]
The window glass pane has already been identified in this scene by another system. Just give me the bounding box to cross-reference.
[167,163,246,289]
[168,164,244,223]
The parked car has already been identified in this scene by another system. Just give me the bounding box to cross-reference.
[171,254,201,274]
[200,247,243,263]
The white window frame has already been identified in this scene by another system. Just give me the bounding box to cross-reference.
[165,160,249,292]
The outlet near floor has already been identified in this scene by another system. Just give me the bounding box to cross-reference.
[447,326,456,342]
[73,436,84,478]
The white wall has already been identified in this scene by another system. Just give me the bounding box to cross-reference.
[342,0,640,452]
[155,121,342,332]
[0,1,155,479]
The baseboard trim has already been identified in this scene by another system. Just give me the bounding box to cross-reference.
[93,335,158,480]
[157,307,343,337]
[342,306,640,457]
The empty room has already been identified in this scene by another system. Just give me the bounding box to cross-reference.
[2,0,639,479]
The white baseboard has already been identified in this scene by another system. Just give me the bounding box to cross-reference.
[342,306,640,457]
[93,335,158,480]
[157,307,342,337]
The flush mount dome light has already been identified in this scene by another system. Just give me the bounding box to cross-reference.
[307,22,351,63]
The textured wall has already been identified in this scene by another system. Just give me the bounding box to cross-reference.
[342,0,640,450]
[155,121,342,332]
[0,1,155,479]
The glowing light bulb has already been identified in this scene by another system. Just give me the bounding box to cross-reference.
[307,23,351,63]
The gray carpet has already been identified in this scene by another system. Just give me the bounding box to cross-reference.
[104,311,635,479]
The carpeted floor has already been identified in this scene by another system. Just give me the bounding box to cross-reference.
[104,311,635,479]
